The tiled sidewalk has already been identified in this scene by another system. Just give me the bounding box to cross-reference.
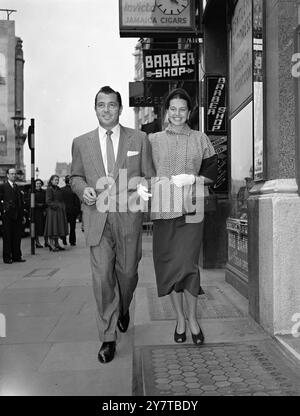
[133,236,300,396]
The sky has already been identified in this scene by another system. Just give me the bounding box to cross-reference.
[6,0,138,181]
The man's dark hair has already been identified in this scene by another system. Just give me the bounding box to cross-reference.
[164,88,192,111]
[94,85,122,108]
[6,167,16,174]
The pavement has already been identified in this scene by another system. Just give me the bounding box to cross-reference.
[0,224,300,396]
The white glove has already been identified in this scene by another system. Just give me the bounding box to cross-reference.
[137,183,152,201]
[171,174,195,187]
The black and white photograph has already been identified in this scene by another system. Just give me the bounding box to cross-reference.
[0,0,300,403]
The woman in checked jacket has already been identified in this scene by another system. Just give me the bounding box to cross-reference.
[148,88,217,345]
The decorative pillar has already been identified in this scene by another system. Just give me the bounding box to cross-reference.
[248,0,300,335]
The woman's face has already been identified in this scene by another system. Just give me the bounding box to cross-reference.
[51,176,59,186]
[167,97,190,127]
[35,181,42,190]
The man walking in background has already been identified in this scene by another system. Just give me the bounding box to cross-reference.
[71,86,153,363]
[0,168,26,264]
[61,175,81,246]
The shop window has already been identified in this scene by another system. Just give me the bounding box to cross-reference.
[230,102,253,220]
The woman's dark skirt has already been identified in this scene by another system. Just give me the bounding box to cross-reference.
[152,216,204,297]
[44,204,68,238]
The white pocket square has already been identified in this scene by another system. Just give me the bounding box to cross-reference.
[127,151,139,157]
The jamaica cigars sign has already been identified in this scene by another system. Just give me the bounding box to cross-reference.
[143,50,196,80]
[119,0,196,36]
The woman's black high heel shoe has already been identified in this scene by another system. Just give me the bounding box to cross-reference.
[174,324,186,343]
[191,326,205,345]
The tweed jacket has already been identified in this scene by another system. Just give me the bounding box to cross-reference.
[70,125,154,246]
[149,124,217,221]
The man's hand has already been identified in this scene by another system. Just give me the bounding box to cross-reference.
[137,184,152,201]
[171,174,195,187]
[83,187,97,206]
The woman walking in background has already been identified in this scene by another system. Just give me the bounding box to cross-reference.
[44,175,68,252]
[149,88,217,345]
[34,179,47,248]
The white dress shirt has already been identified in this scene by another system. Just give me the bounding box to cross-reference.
[8,180,15,188]
[98,124,120,175]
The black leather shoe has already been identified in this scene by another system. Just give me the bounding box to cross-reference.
[98,341,116,364]
[117,310,130,333]
[13,258,26,263]
[3,259,12,264]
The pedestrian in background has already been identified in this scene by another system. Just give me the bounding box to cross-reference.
[44,174,68,252]
[61,175,81,246]
[149,88,217,345]
[34,179,47,248]
[0,168,26,264]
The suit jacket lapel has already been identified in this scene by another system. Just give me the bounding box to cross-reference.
[113,125,132,180]
[87,128,106,179]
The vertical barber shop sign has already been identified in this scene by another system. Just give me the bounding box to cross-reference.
[205,76,227,135]
[205,76,228,194]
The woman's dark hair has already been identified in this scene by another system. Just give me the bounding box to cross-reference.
[48,175,59,187]
[164,88,192,111]
[94,85,122,108]
[35,178,44,186]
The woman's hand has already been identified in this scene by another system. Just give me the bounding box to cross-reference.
[171,174,195,187]
[137,184,152,201]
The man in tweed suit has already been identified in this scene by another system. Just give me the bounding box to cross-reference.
[71,86,153,363]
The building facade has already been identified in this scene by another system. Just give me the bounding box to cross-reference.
[123,0,300,337]
[0,16,26,181]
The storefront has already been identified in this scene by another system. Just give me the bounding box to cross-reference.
[202,0,265,298]
[120,0,300,335]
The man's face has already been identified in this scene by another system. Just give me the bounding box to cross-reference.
[95,92,122,130]
[7,169,17,183]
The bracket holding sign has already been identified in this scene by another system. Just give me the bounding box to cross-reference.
[143,49,197,81]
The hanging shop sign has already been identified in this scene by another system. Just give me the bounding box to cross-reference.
[119,0,196,37]
[129,81,165,107]
[205,76,227,135]
[143,49,196,81]
[129,80,197,108]
[210,135,228,194]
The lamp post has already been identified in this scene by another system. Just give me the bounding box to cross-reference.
[35,167,39,179]
[11,109,26,171]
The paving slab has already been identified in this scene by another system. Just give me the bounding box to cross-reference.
[0,287,71,304]
[0,343,52,373]
[0,316,59,344]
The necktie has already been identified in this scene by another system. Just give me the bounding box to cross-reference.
[106,130,115,176]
